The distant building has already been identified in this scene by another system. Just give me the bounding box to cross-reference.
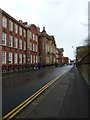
[56,48,64,65]
[26,24,39,69]
[63,57,69,64]
[38,27,56,66]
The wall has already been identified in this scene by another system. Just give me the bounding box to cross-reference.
[78,64,90,87]
[77,54,90,88]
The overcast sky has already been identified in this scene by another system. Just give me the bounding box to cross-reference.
[0,0,89,60]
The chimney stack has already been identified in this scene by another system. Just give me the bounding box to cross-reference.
[43,27,45,31]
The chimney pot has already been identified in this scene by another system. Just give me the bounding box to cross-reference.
[43,27,45,31]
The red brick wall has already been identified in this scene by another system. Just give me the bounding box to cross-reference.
[2,11,27,71]
[30,24,39,65]
[63,57,69,64]
[38,36,43,55]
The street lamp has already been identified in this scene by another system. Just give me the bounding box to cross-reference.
[71,46,77,65]
[72,46,77,60]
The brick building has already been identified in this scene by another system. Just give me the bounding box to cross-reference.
[26,24,39,69]
[56,48,64,65]
[63,57,69,64]
[0,9,27,72]
[0,8,66,72]
[38,27,56,67]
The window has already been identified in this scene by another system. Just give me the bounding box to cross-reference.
[23,54,26,63]
[19,39,22,49]
[2,32,6,45]
[14,24,18,34]
[31,54,32,64]
[36,55,38,63]
[9,52,12,64]
[36,35,38,42]
[24,41,26,50]
[34,35,36,40]
[2,16,7,28]
[14,53,18,64]
[19,53,22,64]
[14,37,18,48]
[33,34,35,40]
[36,45,38,52]
[33,44,35,51]
[30,32,32,39]
[23,29,26,37]
[33,56,35,63]
[2,51,6,64]
[19,27,22,36]
[9,35,13,47]
[46,44,47,53]
[47,44,49,52]
[9,20,13,31]
[30,42,32,51]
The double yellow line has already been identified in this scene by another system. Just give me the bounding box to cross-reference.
[2,72,66,119]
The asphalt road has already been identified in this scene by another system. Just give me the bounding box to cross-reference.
[16,66,88,118]
[2,65,72,116]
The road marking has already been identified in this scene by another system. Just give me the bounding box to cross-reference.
[2,68,72,119]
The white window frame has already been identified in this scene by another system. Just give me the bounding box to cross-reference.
[33,55,35,63]
[33,34,34,40]
[9,35,13,47]
[23,54,26,63]
[24,41,26,50]
[31,54,32,64]
[34,34,36,40]
[2,32,6,45]
[30,42,32,51]
[30,32,32,39]
[14,37,18,48]
[33,44,35,51]
[19,53,22,64]
[23,29,26,38]
[14,24,18,34]
[9,52,12,64]
[19,39,22,49]
[9,20,13,31]
[36,55,38,63]
[2,51,6,64]
[2,16,7,28]
[36,45,38,52]
[19,27,22,36]
[14,53,18,64]
[36,35,38,42]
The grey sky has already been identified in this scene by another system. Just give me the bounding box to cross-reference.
[0,0,88,59]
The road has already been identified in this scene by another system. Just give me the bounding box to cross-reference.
[2,65,72,116]
[16,66,88,118]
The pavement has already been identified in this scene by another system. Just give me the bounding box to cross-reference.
[15,66,88,118]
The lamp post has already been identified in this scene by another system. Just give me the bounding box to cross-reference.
[72,46,77,59]
[71,46,77,65]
